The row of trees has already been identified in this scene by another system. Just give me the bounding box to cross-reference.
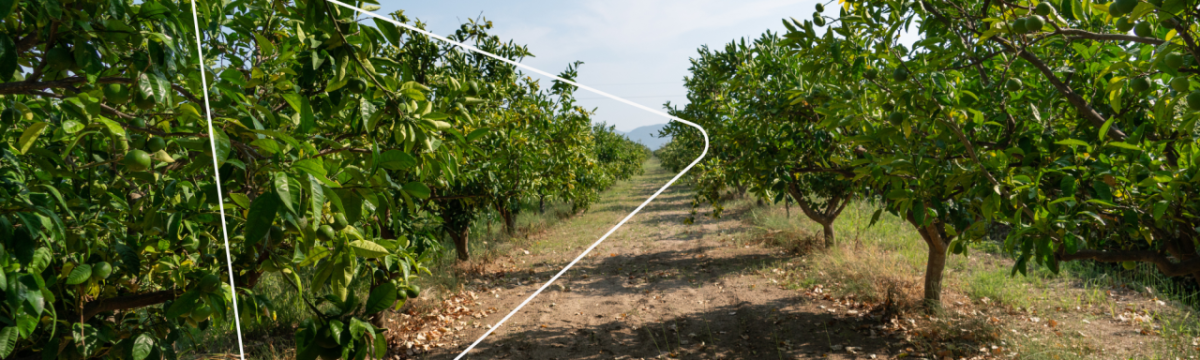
[0,0,648,359]
[659,0,1200,308]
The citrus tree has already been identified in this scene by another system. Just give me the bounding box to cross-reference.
[659,33,857,247]
[0,0,247,358]
[668,0,1200,308]
[211,2,651,358]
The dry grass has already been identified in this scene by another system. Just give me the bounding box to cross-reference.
[731,196,1200,359]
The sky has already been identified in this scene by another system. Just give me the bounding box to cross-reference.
[371,0,828,133]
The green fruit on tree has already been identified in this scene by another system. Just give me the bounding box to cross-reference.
[815,3,824,12]
[131,117,146,128]
[1109,0,1137,17]
[1006,78,1023,91]
[1011,17,1027,33]
[133,91,156,110]
[1114,17,1134,32]
[1188,90,1200,111]
[881,102,895,112]
[1130,77,1151,92]
[1034,2,1055,15]
[1165,52,1185,69]
[892,68,908,82]
[199,274,221,293]
[190,304,212,322]
[864,69,878,80]
[405,285,421,299]
[814,14,826,27]
[104,84,130,104]
[332,213,349,230]
[92,262,113,280]
[123,150,152,172]
[131,135,146,150]
[888,111,906,126]
[1134,21,1153,37]
[1171,76,1190,92]
[147,137,166,152]
[347,78,367,94]
[318,225,337,242]
[1024,16,1045,32]
[0,108,19,125]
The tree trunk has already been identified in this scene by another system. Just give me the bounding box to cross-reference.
[502,209,515,237]
[821,222,835,248]
[907,210,950,310]
[539,195,546,214]
[450,226,470,261]
[756,198,765,207]
[785,196,790,219]
[788,184,850,249]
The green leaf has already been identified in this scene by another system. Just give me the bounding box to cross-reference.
[212,128,232,166]
[867,208,883,227]
[229,193,252,209]
[466,128,490,141]
[131,333,154,360]
[0,326,16,358]
[1054,139,1089,148]
[17,122,48,155]
[402,182,430,199]
[349,240,389,258]
[66,264,92,285]
[373,20,400,45]
[376,150,416,170]
[364,282,396,314]
[244,192,281,247]
[166,290,200,319]
[1106,141,1141,151]
[275,172,295,214]
[282,93,315,133]
[293,158,327,178]
[0,34,15,82]
[1098,117,1115,141]
[0,0,15,20]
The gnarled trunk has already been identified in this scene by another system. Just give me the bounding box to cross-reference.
[907,209,951,310]
[440,199,474,261]
[450,226,470,261]
[787,184,850,248]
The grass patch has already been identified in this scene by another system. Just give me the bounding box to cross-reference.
[729,197,1200,359]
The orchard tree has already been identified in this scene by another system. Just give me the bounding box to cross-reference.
[670,0,1200,309]
[0,0,245,358]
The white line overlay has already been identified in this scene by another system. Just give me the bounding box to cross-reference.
[188,3,247,359]
[322,1,710,358]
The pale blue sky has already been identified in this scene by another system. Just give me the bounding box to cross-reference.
[371,0,826,132]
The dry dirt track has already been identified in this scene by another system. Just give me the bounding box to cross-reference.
[416,159,894,360]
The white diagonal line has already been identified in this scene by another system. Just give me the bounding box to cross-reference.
[189,2,246,359]
[325,2,709,358]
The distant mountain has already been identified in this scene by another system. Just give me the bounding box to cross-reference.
[621,123,671,150]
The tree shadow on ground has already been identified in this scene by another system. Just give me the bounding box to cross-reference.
[436,296,898,360]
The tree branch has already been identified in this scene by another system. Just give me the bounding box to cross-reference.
[0,76,204,105]
[81,290,178,320]
[1054,29,1164,46]
[1058,249,1200,277]
[989,36,1127,141]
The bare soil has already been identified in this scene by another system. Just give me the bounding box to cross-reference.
[374,161,1194,360]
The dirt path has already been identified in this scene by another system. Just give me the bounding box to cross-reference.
[413,159,893,360]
